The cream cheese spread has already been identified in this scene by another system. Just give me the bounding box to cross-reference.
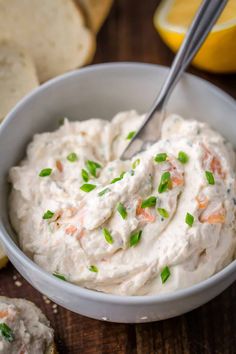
[9,111,236,295]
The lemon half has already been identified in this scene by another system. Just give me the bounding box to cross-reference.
[154,0,236,73]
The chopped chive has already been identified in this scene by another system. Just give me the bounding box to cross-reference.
[205,171,215,185]
[185,212,194,227]
[89,265,98,273]
[141,196,157,208]
[67,152,78,162]
[126,131,136,140]
[117,202,127,219]
[161,266,171,283]
[157,208,169,218]
[178,151,189,164]
[98,188,110,196]
[111,177,122,184]
[53,272,66,281]
[129,230,142,247]
[81,168,89,182]
[58,117,65,126]
[158,171,171,193]
[103,228,114,244]
[0,323,14,342]
[80,183,96,192]
[43,210,54,220]
[110,172,125,184]
[86,160,102,177]
[154,153,167,163]
[132,158,140,169]
[39,168,52,177]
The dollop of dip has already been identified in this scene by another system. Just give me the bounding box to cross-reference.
[0,297,54,353]
[9,111,236,295]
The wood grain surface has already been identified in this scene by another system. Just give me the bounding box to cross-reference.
[1,1,236,353]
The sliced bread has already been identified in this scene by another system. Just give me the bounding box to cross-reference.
[0,0,96,82]
[76,0,113,33]
[0,39,38,122]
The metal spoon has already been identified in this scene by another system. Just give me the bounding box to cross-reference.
[121,0,228,160]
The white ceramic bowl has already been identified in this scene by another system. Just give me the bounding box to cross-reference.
[0,63,235,323]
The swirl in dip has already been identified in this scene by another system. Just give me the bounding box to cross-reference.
[9,111,236,295]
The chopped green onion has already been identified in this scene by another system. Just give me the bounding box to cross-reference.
[154,153,167,163]
[67,152,78,162]
[185,212,194,227]
[98,188,110,197]
[161,266,171,283]
[53,272,66,281]
[80,183,96,192]
[86,160,102,177]
[117,202,127,219]
[39,168,52,177]
[129,230,142,247]
[0,323,14,342]
[178,151,189,164]
[126,131,136,140]
[81,168,89,182]
[110,172,125,184]
[141,196,157,208]
[157,208,169,218]
[89,265,98,273]
[205,170,215,185]
[158,171,171,193]
[111,177,122,184]
[43,210,54,220]
[132,158,140,169]
[103,228,114,244]
[58,117,65,126]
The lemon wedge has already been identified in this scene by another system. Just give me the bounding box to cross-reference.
[154,0,236,73]
[0,243,8,269]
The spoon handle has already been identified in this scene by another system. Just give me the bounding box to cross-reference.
[121,0,228,160]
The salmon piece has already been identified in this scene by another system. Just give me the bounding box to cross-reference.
[200,209,225,224]
[210,156,225,179]
[0,310,9,318]
[167,159,184,187]
[76,229,85,240]
[65,225,77,235]
[196,195,209,209]
[136,199,156,223]
[51,210,62,222]
[202,145,225,179]
[56,160,63,172]
[171,174,184,187]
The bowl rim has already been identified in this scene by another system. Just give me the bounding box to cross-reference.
[0,62,235,305]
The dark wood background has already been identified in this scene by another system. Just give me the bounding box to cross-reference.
[1,1,236,353]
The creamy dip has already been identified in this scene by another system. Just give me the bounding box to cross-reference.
[0,297,53,353]
[9,111,236,295]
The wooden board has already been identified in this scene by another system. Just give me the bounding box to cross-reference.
[1,0,236,352]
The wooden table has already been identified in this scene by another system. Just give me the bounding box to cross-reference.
[1,1,236,353]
